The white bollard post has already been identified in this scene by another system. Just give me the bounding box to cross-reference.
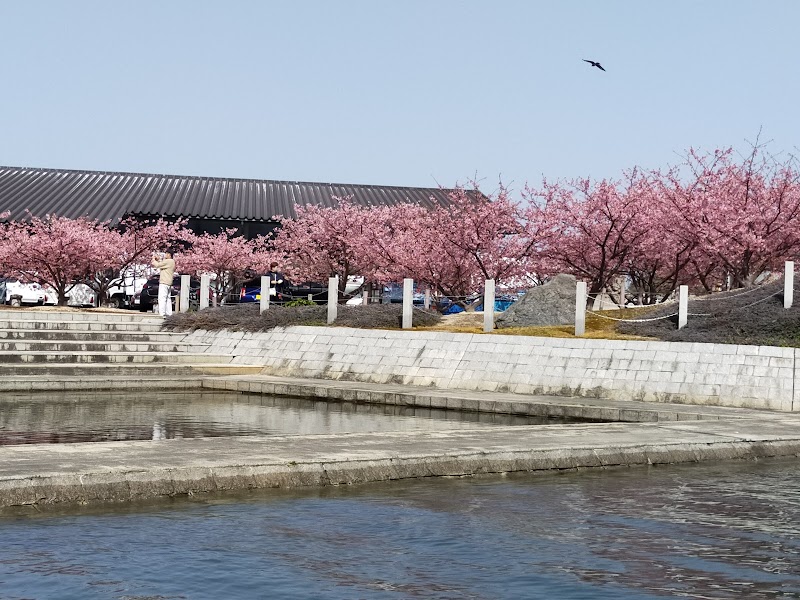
[575,281,587,336]
[362,289,369,306]
[424,288,431,310]
[785,261,794,309]
[402,278,413,329]
[483,279,495,333]
[260,275,270,313]
[179,274,190,313]
[678,285,688,329]
[327,276,338,324]
[200,274,210,310]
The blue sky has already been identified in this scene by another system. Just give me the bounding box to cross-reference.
[1,1,797,196]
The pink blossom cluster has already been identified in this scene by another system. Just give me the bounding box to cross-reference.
[0,215,193,306]
[526,144,800,303]
[271,145,800,304]
[2,144,798,307]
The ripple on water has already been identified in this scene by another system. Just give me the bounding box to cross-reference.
[1,459,799,599]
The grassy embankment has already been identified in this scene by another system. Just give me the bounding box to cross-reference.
[418,307,657,341]
[164,279,800,347]
[164,302,659,341]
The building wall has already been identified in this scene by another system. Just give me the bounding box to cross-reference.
[184,218,277,239]
[187,326,798,411]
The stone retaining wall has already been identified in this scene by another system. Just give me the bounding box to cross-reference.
[185,327,798,411]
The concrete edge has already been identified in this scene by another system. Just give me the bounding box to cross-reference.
[199,376,734,423]
[3,439,799,509]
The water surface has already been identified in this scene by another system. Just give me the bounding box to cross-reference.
[0,390,588,444]
[1,459,799,599]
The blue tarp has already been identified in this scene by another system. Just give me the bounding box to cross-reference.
[474,299,515,312]
[443,303,465,315]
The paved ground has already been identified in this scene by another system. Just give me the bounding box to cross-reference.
[3,374,800,510]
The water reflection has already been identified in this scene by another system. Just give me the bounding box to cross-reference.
[0,390,587,445]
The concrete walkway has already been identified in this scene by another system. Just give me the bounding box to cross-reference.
[3,374,800,509]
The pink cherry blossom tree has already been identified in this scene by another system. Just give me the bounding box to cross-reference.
[369,185,545,306]
[84,217,194,306]
[659,144,800,289]
[1,215,111,306]
[179,228,278,305]
[625,222,696,304]
[611,173,696,304]
[269,198,383,300]
[527,171,651,304]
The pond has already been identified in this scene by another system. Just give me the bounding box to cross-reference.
[1,458,798,599]
[0,390,594,445]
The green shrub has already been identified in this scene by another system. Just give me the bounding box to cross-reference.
[284,298,317,307]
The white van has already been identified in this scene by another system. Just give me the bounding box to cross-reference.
[0,278,47,305]
[42,266,152,309]
[41,283,95,307]
[104,267,151,308]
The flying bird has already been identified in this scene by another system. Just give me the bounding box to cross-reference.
[583,59,606,71]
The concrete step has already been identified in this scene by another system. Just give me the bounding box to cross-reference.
[0,376,204,392]
[0,319,164,333]
[0,329,186,342]
[0,309,161,324]
[0,363,262,379]
[0,340,211,353]
[0,309,245,388]
[0,351,231,364]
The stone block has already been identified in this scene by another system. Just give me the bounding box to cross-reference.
[445,396,464,410]
[569,347,593,359]
[426,395,446,409]
[698,352,723,364]
[770,356,794,368]
[757,346,792,357]
[669,371,686,383]
[589,348,614,360]
[644,341,675,353]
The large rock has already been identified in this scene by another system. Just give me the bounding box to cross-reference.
[496,274,576,328]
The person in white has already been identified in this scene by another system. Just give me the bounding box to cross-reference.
[151,250,175,317]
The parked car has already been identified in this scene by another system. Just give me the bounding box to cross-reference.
[381,283,425,305]
[226,276,365,306]
[105,267,151,309]
[131,291,143,310]
[281,278,364,304]
[43,283,96,307]
[0,277,46,306]
[229,278,326,304]
[230,278,284,304]
[136,275,202,312]
[283,282,329,303]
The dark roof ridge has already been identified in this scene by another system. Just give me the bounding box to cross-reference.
[0,165,452,192]
[0,164,456,224]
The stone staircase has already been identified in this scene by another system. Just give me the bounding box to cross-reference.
[0,309,261,391]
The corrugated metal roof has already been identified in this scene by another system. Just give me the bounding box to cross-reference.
[0,166,454,224]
